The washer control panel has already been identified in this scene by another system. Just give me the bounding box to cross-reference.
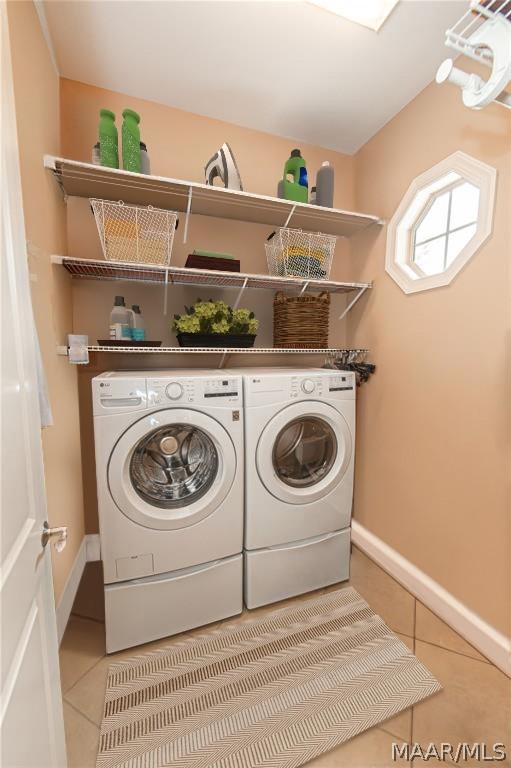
[93,378,147,414]
[147,376,241,406]
[203,378,239,400]
[301,378,316,394]
[290,375,326,399]
[165,382,184,400]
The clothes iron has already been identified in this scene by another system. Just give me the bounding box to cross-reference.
[204,142,243,191]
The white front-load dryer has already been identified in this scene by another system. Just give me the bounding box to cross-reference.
[92,370,243,652]
[241,368,355,608]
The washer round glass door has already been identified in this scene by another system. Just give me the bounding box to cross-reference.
[108,409,236,530]
[256,401,352,504]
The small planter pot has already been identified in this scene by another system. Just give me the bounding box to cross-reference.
[176,333,257,349]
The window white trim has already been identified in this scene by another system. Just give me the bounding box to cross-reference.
[386,152,497,294]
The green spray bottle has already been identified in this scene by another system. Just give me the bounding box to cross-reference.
[281,149,308,203]
[99,109,119,169]
[121,109,141,173]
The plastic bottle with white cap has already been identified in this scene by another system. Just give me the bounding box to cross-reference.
[315,161,334,208]
[109,296,132,340]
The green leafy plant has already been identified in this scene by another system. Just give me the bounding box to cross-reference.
[173,299,259,335]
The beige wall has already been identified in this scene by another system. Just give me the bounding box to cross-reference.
[60,78,356,206]
[7,2,85,602]
[12,18,510,639]
[60,79,356,533]
[349,79,511,636]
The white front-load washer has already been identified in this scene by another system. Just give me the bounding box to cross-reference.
[241,368,355,608]
[92,370,243,652]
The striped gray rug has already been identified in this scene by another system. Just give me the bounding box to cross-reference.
[97,587,441,768]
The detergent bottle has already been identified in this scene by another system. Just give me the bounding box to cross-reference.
[131,305,146,341]
[282,149,308,203]
[109,296,132,340]
[316,161,335,207]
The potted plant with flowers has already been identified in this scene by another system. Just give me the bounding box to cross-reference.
[173,299,259,348]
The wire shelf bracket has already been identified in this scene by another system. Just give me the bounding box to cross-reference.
[436,0,511,110]
[337,285,369,321]
[283,204,296,229]
[232,277,249,310]
[183,186,193,244]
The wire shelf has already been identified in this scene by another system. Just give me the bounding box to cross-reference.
[86,346,353,355]
[44,156,384,238]
[52,256,372,294]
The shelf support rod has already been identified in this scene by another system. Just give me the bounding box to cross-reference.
[218,351,230,370]
[183,186,193,244]
[338,285,368,321]
[163,269,169,316]
[233,277,248,310]
[283,204,296,229]
[299,280,310,296]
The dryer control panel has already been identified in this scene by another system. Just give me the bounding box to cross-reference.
[327,373,356,393]
[289,372,355,399]
[244,370,355,407]
[147,376,241,406]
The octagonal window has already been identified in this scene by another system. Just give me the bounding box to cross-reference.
[413,181,480,276]
[386,152,496,294]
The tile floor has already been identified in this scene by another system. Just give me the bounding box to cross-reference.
[60,546,511,767]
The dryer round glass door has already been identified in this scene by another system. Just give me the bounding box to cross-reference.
[273,417,337,488]
[256,401,352,504]
[108,409,236,530]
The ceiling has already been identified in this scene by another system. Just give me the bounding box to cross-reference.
[42,0,465,155]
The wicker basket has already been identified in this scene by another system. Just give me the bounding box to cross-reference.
[273,291,330,349]
[266,228,336,279]
[91,199,178,266]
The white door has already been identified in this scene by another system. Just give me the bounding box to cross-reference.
[0,5,67,767]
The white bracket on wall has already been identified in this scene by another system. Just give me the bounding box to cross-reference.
[233,277,249,309]
[43,155,67,200]
[283,204,296,229]
[183,186,193,244]
[436,1,511,110]
[338,285,369,321]
[163,269,170,316]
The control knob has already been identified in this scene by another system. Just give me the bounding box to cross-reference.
[301,378,315,394]
[165,381,184,400]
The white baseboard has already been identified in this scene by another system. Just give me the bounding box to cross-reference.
[56,534,101,643]
[352,520,511,677]
[56,537,87,643]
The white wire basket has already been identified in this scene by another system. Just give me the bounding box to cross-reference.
[90,199,178,266]
[265,228,336,280]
